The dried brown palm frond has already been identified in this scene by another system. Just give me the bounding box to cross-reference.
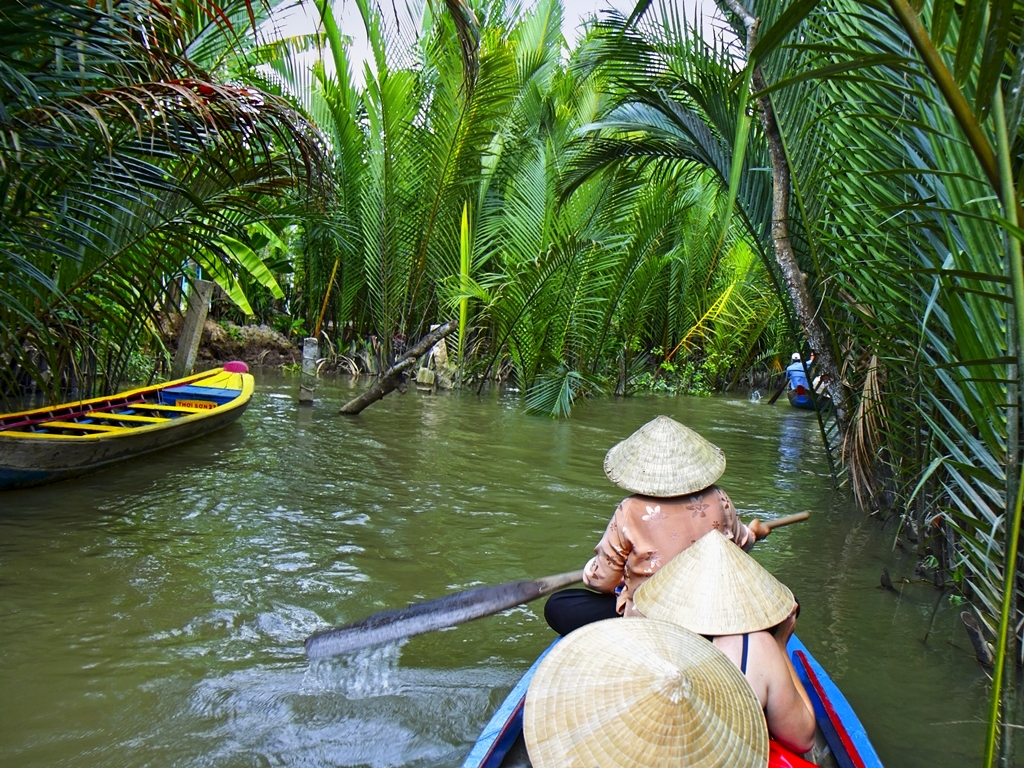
[843,354,889,511]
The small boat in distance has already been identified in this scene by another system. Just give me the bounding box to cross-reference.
[788,384,829,412]
[0,363,253,490]
[462,634,883,768]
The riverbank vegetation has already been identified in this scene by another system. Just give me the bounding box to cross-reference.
[1,0,788,408]
[2,0,1023,762]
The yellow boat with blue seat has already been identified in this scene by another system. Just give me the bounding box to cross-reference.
[0,362,253,490]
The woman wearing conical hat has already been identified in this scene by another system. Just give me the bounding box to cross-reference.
[633,530,817,757]
[524,618,771,768]
[544,415,772,635]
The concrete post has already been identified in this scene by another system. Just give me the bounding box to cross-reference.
[299,336,318,405]
[171,279,214,379]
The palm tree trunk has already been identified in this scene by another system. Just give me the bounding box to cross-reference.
[722,0,849,432]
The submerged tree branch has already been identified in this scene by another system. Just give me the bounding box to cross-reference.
[338,320,458,415]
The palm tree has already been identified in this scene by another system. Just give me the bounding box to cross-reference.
[561,0,1024,757]
[275,0,529,363]
[589,0,1022,760]
[561,3,844,456]
[278,0,782,413]
[431,3,781,413]
[0,0,325,402]
[720,2,1022,761]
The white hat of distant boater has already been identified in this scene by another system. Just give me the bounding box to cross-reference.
[634,530,795,636]
[791,352,801,361]
[524,617,769,768]
[603,415,726,497]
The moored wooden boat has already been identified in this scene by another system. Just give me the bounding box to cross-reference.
[462,633,883,768]
[0,365,254,490]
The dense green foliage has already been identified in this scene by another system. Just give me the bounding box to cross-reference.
[0,0,325,400]
[0,0,785,410]
[689,0,1023,760]
[271,0,785,410]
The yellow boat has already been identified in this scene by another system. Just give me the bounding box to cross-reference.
[0,363,254,490]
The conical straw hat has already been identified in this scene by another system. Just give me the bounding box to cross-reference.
[634,531,795,636]
[524,618,768,768]
[604,415,726,496]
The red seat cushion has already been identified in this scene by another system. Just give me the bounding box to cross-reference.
[769,739,818,768]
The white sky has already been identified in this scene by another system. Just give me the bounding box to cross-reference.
[263,0,726,85]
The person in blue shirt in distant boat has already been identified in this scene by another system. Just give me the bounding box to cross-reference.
[785,352,813,391]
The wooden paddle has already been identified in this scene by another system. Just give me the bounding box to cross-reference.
[766,378,788,405]
[304,511,811,660]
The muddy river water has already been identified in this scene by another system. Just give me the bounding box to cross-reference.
[0,373,992,766]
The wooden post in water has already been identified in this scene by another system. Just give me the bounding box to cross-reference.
[171,279,214,379]
[299,337,318,405]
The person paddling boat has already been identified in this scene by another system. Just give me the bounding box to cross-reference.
[544,415,772,635]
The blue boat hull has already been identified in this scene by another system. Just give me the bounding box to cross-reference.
[463,633,883,768]
[789,390,818,410]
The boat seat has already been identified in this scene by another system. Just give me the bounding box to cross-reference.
[160,385,241,407]
[85,412,167,424]
[193,371,244,388]
[37,421,126,433]
[129,404,204,413]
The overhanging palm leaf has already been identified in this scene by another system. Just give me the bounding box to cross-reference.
[729,0,1023,760]
[0,0,326,401]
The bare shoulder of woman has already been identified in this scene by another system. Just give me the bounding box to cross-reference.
[756,632,816,754]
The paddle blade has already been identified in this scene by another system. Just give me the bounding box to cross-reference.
[305,570,584,660]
